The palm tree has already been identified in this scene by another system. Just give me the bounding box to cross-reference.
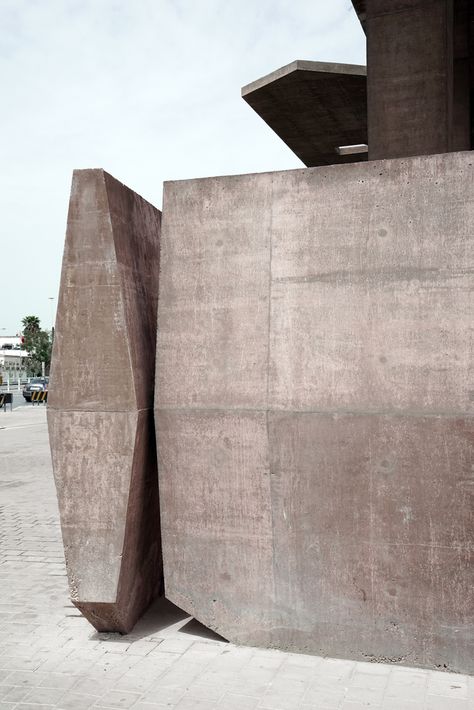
[21,315,52,376]
[21,315,41,338]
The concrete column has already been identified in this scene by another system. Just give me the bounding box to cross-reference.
[452,0,471,150]
[366,0,471,160]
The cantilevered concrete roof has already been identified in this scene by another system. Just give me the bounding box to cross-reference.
[241,60,367,168]
[352,0,367,30]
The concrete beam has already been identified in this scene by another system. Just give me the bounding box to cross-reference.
[48,169,162,633]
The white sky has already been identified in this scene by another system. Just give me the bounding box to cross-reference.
[1,0,365,335]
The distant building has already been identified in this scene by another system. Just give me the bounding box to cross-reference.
[0,348,28,373]
[0,337,27,378]
[0,335,22,349]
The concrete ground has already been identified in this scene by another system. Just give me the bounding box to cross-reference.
[0,407,472,710]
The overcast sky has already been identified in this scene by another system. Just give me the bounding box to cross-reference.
[1,0,365,335]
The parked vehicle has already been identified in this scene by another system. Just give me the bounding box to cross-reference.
[23,377,49,402]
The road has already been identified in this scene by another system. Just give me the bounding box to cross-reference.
[0,390,32,410]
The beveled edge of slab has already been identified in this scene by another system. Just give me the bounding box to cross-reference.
[241,60,367,97]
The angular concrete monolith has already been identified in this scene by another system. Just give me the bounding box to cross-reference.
[48,169,162,633]
[155,152,474,673]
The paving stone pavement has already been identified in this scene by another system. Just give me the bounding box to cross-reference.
[0,406,472,710]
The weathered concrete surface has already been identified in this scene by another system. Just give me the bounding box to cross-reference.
[242,61,367,168]
[155,152,474,672]
[48,169,162,632]
[366,0,472,160]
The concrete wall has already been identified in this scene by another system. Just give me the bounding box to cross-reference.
[48,169,162,633]
[155,152,473,672]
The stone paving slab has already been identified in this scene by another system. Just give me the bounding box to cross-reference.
[0,406,472,709]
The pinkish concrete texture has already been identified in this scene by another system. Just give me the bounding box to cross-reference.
[155,151,474,672]
[48,169,162,632]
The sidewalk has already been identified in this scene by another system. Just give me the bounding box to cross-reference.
[0,407,472,710]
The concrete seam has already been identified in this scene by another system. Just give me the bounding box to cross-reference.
[266,174,279,608]
[266,175,274,411]
[152,406,473,419]
[47,407,154,414]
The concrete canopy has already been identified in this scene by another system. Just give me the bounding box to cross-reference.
[351,0,367,30]
[241,60,367,167]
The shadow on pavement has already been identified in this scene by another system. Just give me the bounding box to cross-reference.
[179,616,228,642]
[89,595,228,644]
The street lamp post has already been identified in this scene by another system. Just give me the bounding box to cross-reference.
[48,297,55,332]
[0,329,4,388]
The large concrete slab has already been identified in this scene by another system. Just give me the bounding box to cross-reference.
[155,152,474,672]
[48,169,162,632]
